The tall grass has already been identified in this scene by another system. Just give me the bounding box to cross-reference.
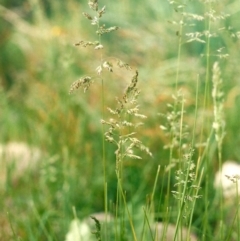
[0,0,240,240]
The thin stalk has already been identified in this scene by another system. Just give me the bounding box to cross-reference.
[142,207,155,241]
[217,141,223,240]
[225,183,240,241]
[226,205,239,241]
[101,78,108,218]
[192,75,199,151]
[178,95,185,157]
[199,2,212,157]
[187,168,204,241]
[237,181,239,241]
[173,158,191,241]
[201,3,212,239]
[193,76,202,178]
[166,147,173,215]
[175,14,185,91]
[141,166,161,241]
[186,77,201,239]
[150,165,161,212]
[174,96,185,241]
[118,117,125,241]
[31,201,53,241]
[115,182,120,241]
[166,2,186,220]
[96,11,109,239]
[116,173,138,241]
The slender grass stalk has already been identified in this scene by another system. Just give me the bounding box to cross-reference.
[175,94,185,241]
[114,183,120,241]
[225,180,240,241]
[173,155,191,241]
[217,138,223,241]
[101,76,108,238]
[150,165,161,213]
[70,2,120,239]
[142,207,155,241]
[116,173,138,241]
[201,2,213,239]
[237,181,239,241]
[141,165,161,241]
[185,76,203,241]
[95,6,108,239]
[175,13,185,92]
[165,2,186,226]
[199,1,212,157]
[226,207,238,241]
[31,201,53,241]
[187,168,204,241]
[192,75,199,151]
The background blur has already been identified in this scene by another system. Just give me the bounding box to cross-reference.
[1,0,240,240]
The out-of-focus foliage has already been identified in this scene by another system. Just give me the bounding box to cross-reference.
[0,0,240,240]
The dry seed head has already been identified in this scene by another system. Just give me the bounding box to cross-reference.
[122,121,133,127]
[102,61,113,72]
[182,12,204,21]
[186,32,206,43]
[172,147,201,221]
[117,60,132,70]
[96,26,119,35]
[91,17,99,25]
[75,40,99,48]
[125,71,138,95]
[98,6,106,18]
[126,154,142,160]
[95,44,103,50]
[88,0,98,11]
[69,76,92,94]
[107,107,118,115]
[96,65,103,75]
[133,113,147,119]
[212,62,225,142]
[82,12,93,20]
[225,174,240,184]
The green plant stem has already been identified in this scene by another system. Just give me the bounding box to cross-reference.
[173,156,192,241]
[174,95,185,241]
[97,12,108,238]
[187,168,204,241]
[166,2,185,217]
[31,201,53,241]
[150,165,161,212]
[175,13,184,91]
[201,3,212,239]
[142,207,155,241]
[116,173,138,241]
[237,181,239,241]
[218,141,224,240]
[141,166,161,241]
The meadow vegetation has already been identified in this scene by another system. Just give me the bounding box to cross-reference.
[1,0,240,240]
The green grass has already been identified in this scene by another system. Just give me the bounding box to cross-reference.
[1,0,240,240]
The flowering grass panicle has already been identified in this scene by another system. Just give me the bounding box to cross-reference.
[172,148,202,221]
[101,71,152,171]
[69,0,119,95]
[160,90,189,153]
[212,62,225,144]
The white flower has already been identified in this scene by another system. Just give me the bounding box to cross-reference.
[65,219,91,241]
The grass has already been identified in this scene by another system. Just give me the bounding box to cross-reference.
[1,0,240,240]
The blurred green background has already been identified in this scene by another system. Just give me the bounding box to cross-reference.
[1,0,240,240]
